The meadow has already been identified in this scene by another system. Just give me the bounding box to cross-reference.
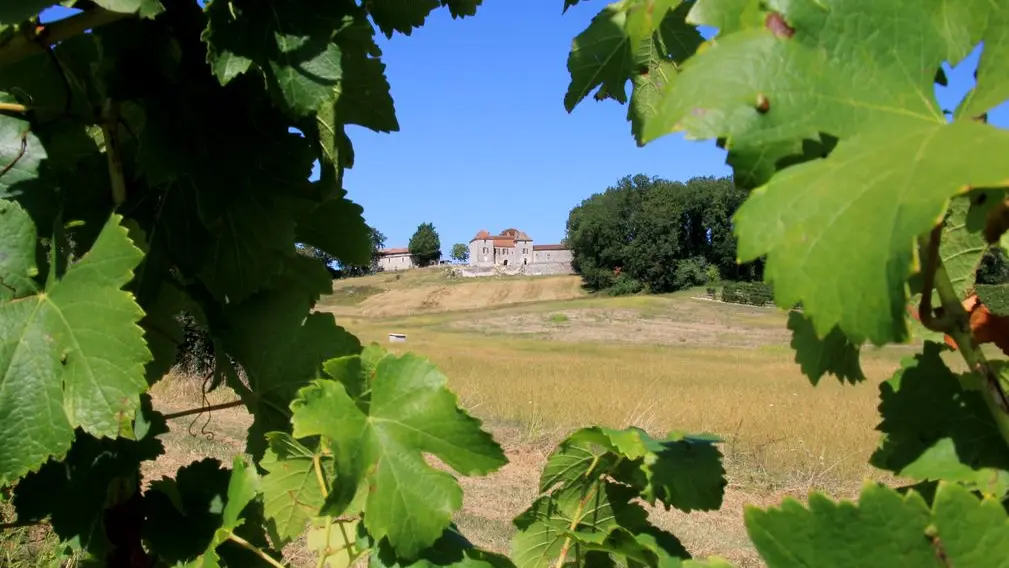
[0,267,937,567]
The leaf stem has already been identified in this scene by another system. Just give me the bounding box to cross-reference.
[101,99,126,206]
[0,9,130,68]
[313,454,329,499]
[0,102,29,114]
[160,400,244,420]
[553,481,601,568]
[227,533,288,568]
[922,234,1009,445]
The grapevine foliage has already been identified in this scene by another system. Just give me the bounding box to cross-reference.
[2,0,1009,566]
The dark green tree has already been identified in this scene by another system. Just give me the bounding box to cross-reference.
[409,222,441,267]
[450,243,469,264]
[343,227,387,277]
[566,175,762,294]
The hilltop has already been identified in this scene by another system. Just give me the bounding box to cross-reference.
[318,266,587,318]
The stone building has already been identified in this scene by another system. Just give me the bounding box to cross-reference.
[468,228,573,267]
[376,247,413,271]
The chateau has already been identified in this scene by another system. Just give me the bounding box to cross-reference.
[467,228,572,267]
[376,228,572,273]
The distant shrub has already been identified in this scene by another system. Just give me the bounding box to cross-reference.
[548,313,570,324]
[706,287,717,299]
[672,256,710,290]
[721,281,774,306]
[607,273,645,296]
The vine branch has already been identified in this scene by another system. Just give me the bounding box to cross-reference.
[228,532,288,568]
[161,400,244,421]
[0,9,130,68]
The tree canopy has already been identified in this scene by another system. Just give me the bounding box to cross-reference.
[566,175,763,293]
[409,222,441,267]
[450,243,469,264]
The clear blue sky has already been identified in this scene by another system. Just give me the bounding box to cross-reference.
[42,3,1009,253]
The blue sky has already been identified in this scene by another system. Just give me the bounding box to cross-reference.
[42,2,1009,254]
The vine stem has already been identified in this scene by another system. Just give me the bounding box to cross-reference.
[0,102,28,114]
[553,483,599,568]
[919,233,1009,446]
[0,8,129,68]
[101,99,126,206]
[227,532,288,568]
[160,400,244,420]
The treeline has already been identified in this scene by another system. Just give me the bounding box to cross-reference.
[565,174,763,294]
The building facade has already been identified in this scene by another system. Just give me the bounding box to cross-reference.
[377,228,573,273]
[468,228,573,267]
[376,247,414,271]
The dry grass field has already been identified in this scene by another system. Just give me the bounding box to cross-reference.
[6,268,945,567]
[124,268,945,567]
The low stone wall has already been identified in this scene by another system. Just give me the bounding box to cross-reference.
[449,262,574,278]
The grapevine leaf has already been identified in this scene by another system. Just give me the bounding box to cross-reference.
[0,207,149,485]
[735,121,1009,345]
[745,482,939,567]
[0,2,55,26]
[197,191,297,305]
[91,0,164,18]
[138,282,188,384]
[331,42,399,134]
[686,0,762,36]
[976,284,1009,316]
[13,404,165,557]
[930,481,1009,565]
[0,199,38,300]
[542,426,725,513]
[786,311,864,386]
[366,523,516,568]
[202,0,351,117]
[512,482,680,568]
[306,517,360,568]
[0,92,49,208]
[636,1,1009,342]
[146,457,271,567]
[289,347,507,558]
[564,7,635,110]
[259,432,366,546]
[218,257,361,460]
[949,2,1009,121]
[366,0,440,37]
[939,195,987,299]
[292,192,372,267]
[870,342,1009,496]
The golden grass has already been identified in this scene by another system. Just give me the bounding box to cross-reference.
[144,288,941,566]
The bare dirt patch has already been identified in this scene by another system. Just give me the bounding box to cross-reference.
[448,301,791,348]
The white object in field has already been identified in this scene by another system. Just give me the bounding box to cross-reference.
[388,333,407,343]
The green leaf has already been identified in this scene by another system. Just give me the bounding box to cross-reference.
[0,199,38,300]
[736,121,1009,345]
[366,524,515,568]
[746,481,1009,567]
[198,191,296,305]
[870,342,1009,497]
[166,457,267,568]
[202,0,353,117]
[685,0,762,36]
[566,2,701,142]
[976,283,1009,316]
[0,207,149,485]
[259,433,333,545]
[0,92,48,202]
[745,482,939,567]
[0,2,54,25]
[218,256,361,460]
[91,0,164,18]
[13,409,165,557]
[939,195,987,299]
[636,1,1009,344]
[541,426,726,513]
[366,0,440,37]
[930,481,1009,565]
[948,1,1009,121]
[293,192,372,267]
[289,346,507,558]
[786,311,864,386]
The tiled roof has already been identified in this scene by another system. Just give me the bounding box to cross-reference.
[492,239,516,248]
[470,230,490,242]
[533,244,567,251]
[378,247,410,255]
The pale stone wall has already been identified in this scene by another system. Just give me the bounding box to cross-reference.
[378,253,413,271]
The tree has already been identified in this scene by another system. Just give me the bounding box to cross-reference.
[450,243,469,263]
[566,174,762,293]
[409,222,441,267]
